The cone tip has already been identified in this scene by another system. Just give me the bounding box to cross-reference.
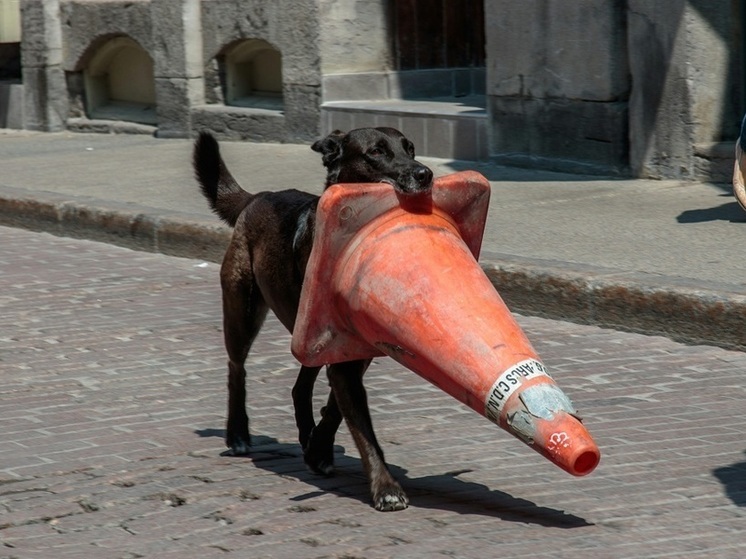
[570,448,600,476]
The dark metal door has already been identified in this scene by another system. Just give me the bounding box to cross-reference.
[392,0,485,70]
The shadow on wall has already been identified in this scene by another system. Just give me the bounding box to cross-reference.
[689,0,744,141]
[632,1,742,168]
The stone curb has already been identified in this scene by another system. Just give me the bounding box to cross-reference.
[0,186,231,263]
[2,188,744,352]
[482,258,746,352]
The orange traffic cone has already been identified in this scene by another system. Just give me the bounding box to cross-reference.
[292,171,600,476]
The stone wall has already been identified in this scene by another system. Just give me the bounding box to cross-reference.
[21,0,68,131]
[485,0,742,178]
[20,0,329,142]
[486,0,629,174]
[317,0,391,75]
[627,0,741,178]
[196,0,321,142]
[13,0,743,180]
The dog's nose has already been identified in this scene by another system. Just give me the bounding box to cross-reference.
[414,166,433,187]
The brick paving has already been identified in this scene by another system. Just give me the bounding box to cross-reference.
[1,224,746,558]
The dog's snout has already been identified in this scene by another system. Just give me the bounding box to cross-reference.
[396,164,433,195]
[414,166,433,186]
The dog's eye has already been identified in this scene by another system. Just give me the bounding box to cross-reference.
[368,147,384,158]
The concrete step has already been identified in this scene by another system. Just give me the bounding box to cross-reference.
[693,141,736,184]
[321,95,488,161]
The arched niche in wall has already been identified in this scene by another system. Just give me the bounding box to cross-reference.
[222,38,283,111]
[84,36,156,124]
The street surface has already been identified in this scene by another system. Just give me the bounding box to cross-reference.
[1,225,745,558]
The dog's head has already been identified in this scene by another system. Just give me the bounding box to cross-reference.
[311,127,434,195]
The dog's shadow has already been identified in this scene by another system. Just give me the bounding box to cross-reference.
[195,428,591,528]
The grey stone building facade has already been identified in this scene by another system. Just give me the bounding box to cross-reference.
[0,0,741,180]
[486,0,743,180]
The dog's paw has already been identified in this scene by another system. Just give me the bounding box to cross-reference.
[373,486,409,512]
[224,435,251,456]
[303,448,335,476]
[305,459,334,477]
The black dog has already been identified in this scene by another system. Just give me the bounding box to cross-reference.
[194,128,433,511]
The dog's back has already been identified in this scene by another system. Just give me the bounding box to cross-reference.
[194,132,253,227]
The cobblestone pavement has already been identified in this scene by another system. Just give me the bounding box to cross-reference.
[1,225,746,559]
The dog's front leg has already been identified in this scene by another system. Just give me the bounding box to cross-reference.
[327,360,408,511]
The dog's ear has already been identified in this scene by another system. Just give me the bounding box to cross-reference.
[311,130,346,168]
[403,137,416,159]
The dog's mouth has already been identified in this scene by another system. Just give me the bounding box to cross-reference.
[379,178,434,196]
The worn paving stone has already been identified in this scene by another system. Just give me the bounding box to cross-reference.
[1,225,746,558]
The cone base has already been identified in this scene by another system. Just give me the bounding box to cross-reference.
[292,171,491,367]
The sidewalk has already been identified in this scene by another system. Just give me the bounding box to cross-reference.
[0,129,744,350]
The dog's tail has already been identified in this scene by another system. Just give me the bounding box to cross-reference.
[193,132,253,227]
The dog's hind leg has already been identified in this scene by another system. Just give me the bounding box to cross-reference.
[292,365,322,450]
[292,365,344,476]
[327,360,408,511]
[221,257,268,456]
[302,383,343,476]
